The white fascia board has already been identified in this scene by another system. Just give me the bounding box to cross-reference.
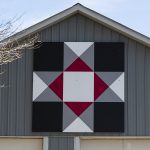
[4,4,150,47]
[6,4,79,42]
[77,5,150,47]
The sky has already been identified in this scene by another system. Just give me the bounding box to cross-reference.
[0,0,150,37]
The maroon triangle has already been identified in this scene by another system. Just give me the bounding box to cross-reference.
[49,73,63,100]
[65,58,93,71]
[65,102,92,116]
[94,73,108,101]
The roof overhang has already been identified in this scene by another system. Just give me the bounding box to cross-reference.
[4,3,150,47]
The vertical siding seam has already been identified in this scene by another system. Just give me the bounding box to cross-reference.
[6,65,9,135]
[97,23,103,42]
[92,20,94,41]
[25,49,29,135]
[92,21,95,41]
[93,22,96,41]
[59,23,61,42]
[110,30,113,41]
[15,60,18,135]
[60,21,67,42]
[7,64,9,135]
[76,14,78,41]
[144,47,146,135]
[48,28,52,41]
[82,15,86,41]
[4,65,7,135]
[50,28,52,41]
[126,38,129,135]
[67,137,70,150]
[145,47,150,135]
[58,23,60,42]
[46,29,49,41]
[76,14,78,42]
[66,137,68,150]
[144,47,147,135]
[48,137,51,150]
[0,66,1,124]
[0,65,2,135]
[23,51,26,135]
[66,20,69,41]
[8,63,12,135]
[101,25,104,42]
[40,30,43,40]
[1,65,3,135]
[48,136,51,150]
[2,66,4,134]
[76,15,77,41]
[16,60,18,135]
[135,42,138,136]
[58,137,60,150]
[7,64,10,135]
[100,24,103,41]
[15,62,17,135]
[90,19,94,41]
[52,25,55,41]
[75,15,77,42]
[23,50,26,135]
[84,18,86,41]
[83,17,86,41]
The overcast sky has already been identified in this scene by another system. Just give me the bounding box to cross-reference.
[0,0,150,37]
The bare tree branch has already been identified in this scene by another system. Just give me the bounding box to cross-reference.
[0,35,39,65]
[0,17,40,65]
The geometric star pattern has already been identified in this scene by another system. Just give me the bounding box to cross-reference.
[32,42,124,132]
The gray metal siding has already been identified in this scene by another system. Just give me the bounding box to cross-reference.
[0,13,150,139]
[49,137,74,150]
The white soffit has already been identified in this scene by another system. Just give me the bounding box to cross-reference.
[6,3,150,47]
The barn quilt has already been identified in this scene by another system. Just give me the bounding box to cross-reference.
[32,42,124,132]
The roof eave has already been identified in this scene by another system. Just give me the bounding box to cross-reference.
[4,4,79,42]
[3,3,150,47]
[77,5,150,47]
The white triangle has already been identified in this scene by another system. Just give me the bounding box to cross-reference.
[110,73,124,101]
[63,117,93,132]
[33,72,47,101]
[65,42,93,56]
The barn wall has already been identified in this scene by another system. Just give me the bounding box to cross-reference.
[0,13,150,142]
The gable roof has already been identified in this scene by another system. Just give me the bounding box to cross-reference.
[7,3,150,47]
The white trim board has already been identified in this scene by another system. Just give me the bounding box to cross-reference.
[74,137,80,150]
[75,136,150,150]
[80,138,150,150]
[0,136,43,139]
[80,136,150,140]
[43,137,49,150]
[4,3,150,47]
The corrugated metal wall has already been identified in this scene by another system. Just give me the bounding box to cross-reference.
[48,137,74,150]
[0,13,150,145]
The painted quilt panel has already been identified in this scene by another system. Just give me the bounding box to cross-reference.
[32,42,124,132]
